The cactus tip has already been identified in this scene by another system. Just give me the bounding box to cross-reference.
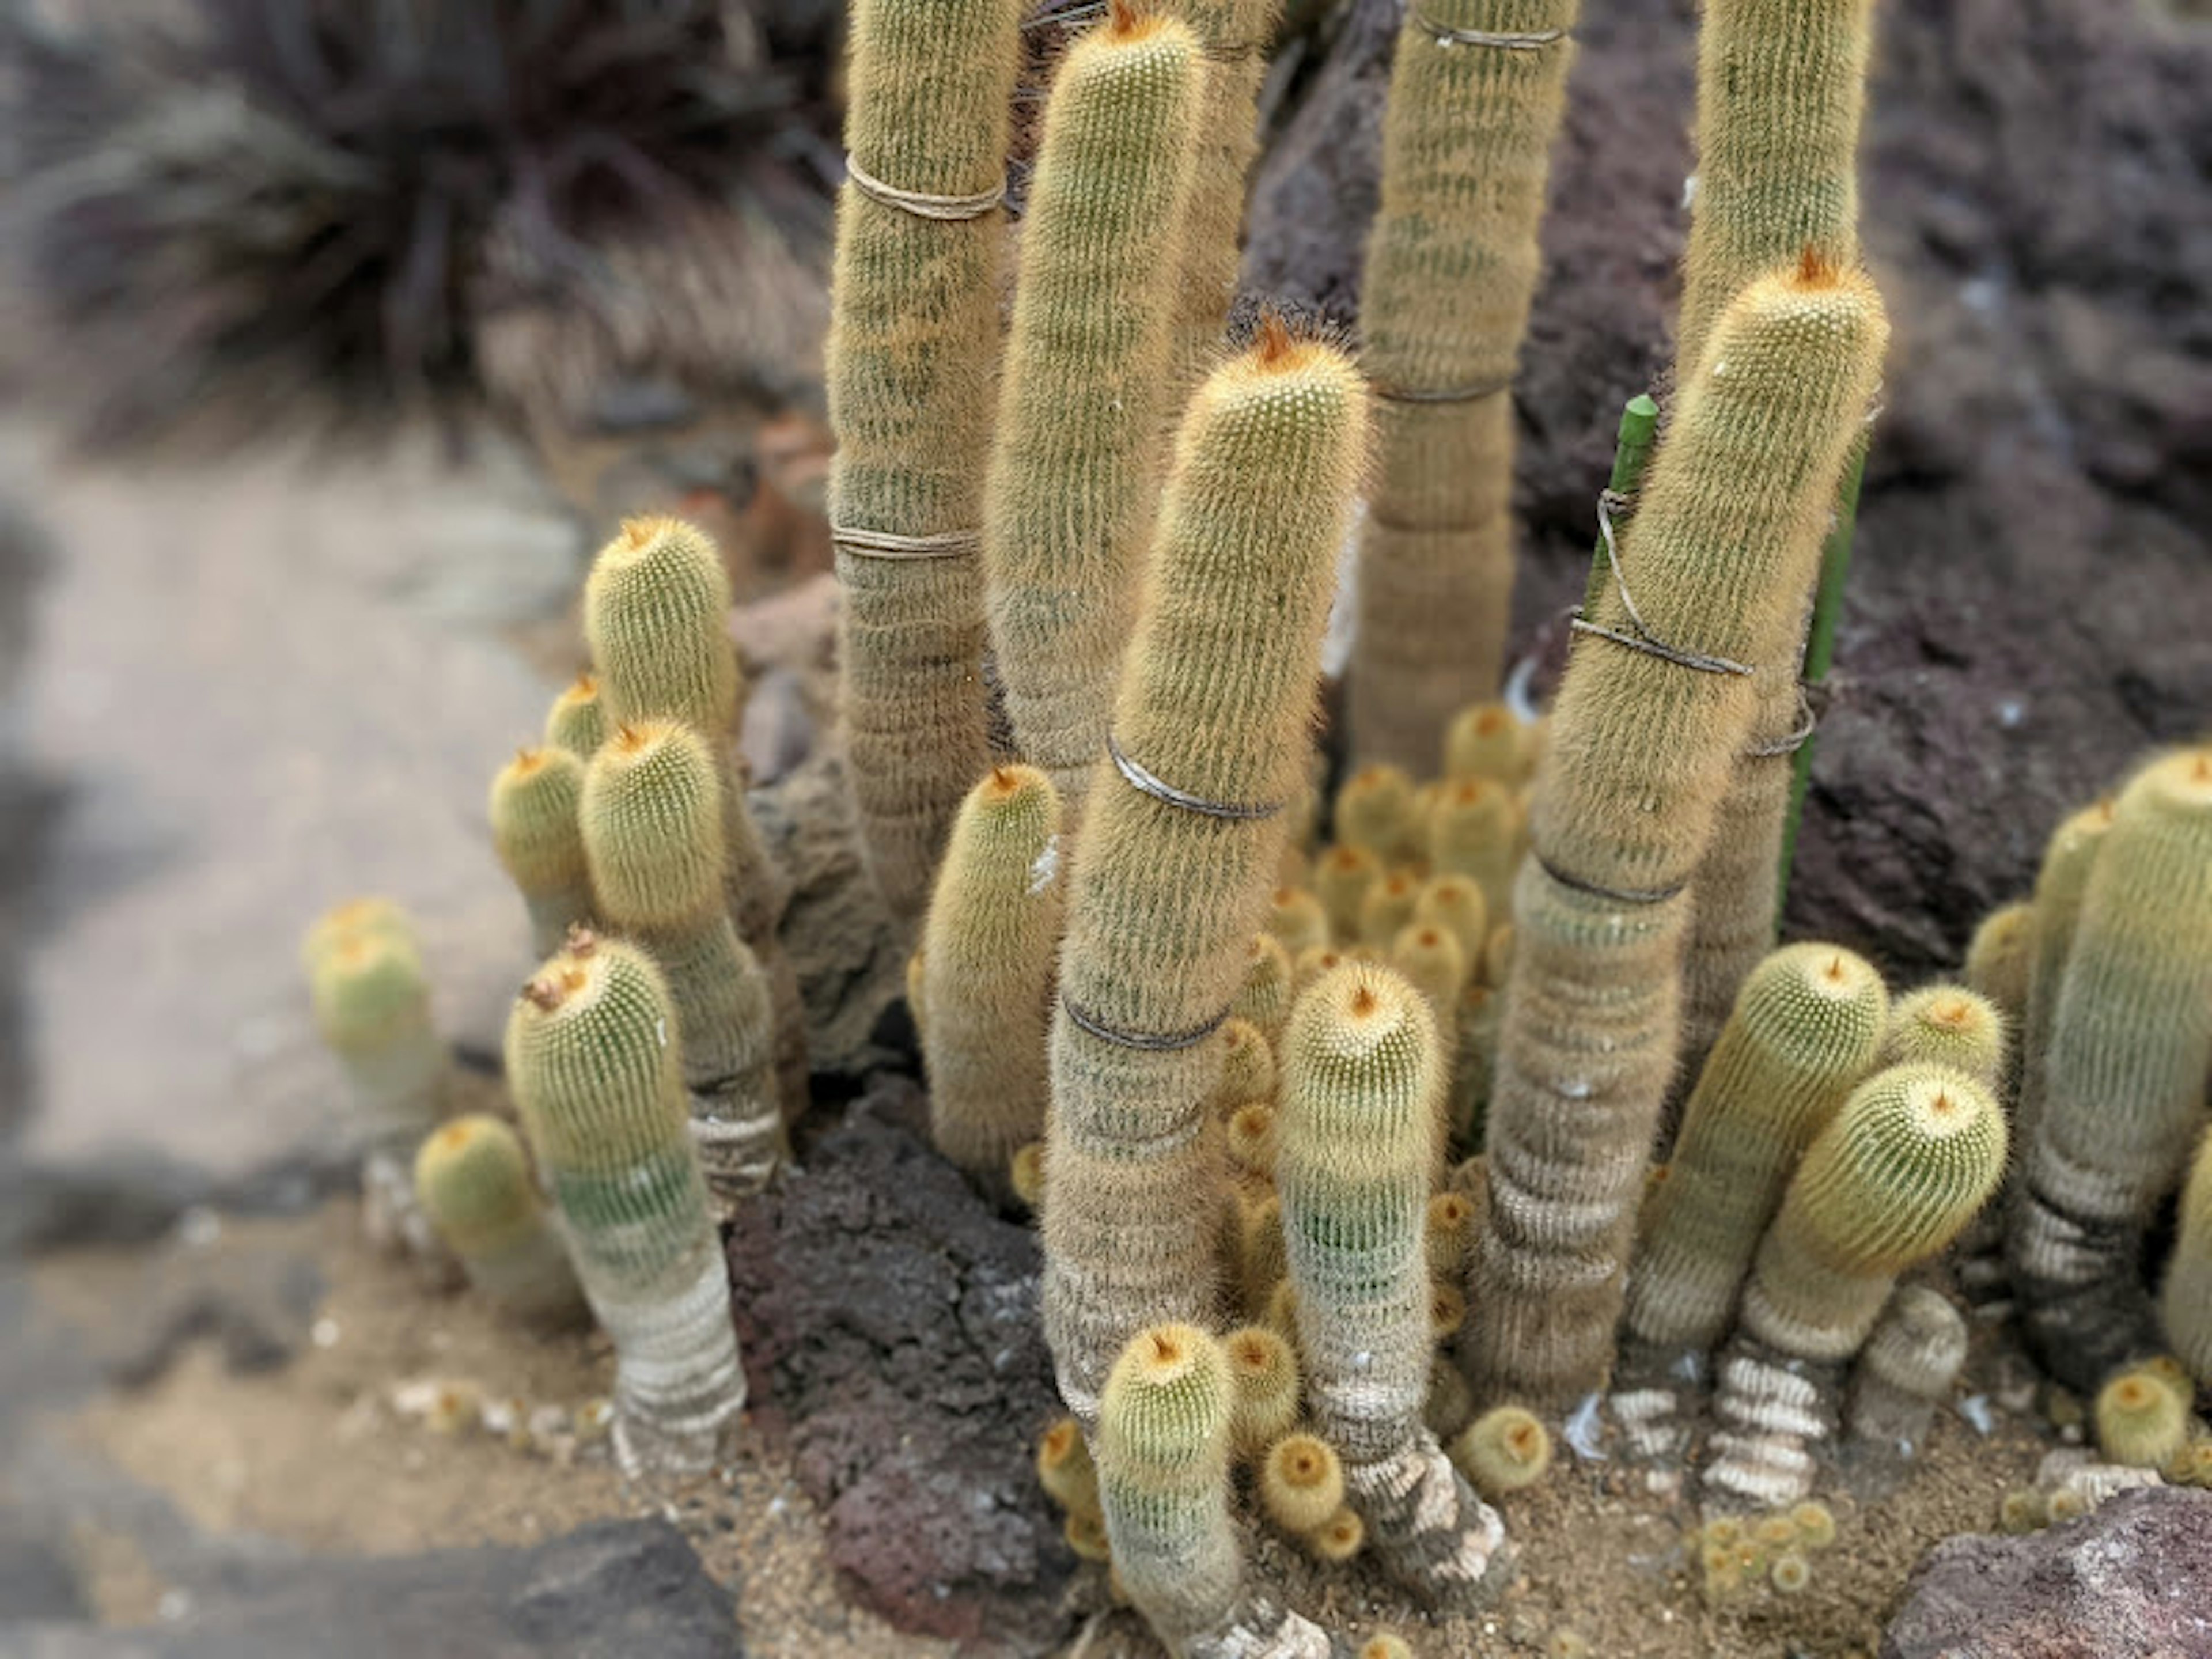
[563,923,599,957]
[1794,244,1842,287]
[1349,982,1380,1019]
[1255,309,1294,368]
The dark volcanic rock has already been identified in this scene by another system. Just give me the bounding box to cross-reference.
[1246,0,2212,978]
[725,1077,1071,1653]
[1881,1487,2212,1659]
[0,1519,738,1658]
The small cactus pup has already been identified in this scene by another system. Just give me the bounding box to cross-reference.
[583,516,808,1119]
[2094,1365,2191,1471]
[1963,900,2037,1032]
[1444,703,1532,786]
[982,3,1205,816]
[1259,1431,1347,1536]
[1336,764,1421,863]
[506,932,745,1477]
[489,746,596,958]
[1094,1324,1333,1658]
[1623,945,1888,1360]
[544,672,608,760]
[1881,984,2008,1085]
[412,1116,586,1327]
[1429,777,1520,921]
[1448,1405,1553,1503]
[581,721,785,1205]
[1469,257,1889,1408]
[1843,1284,1968,1460]
[920,764,1066,1191]
[1705,1064,2006,1508]
[825,0,1024,923]
[1037,1414,1103,1520]
[1224,1325,1302,1458]
[2010,749,2212,1393]
[1278,962,1510,1608]
[1042,321,1369,1429]
[2161,1126,2212,1388]
[1347,0,1582,770]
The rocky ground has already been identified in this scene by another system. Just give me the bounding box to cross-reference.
[1,0,2208,1652]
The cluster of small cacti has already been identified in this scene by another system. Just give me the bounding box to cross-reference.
[1684,1500,1838,1603]
[391,1377,615,1463]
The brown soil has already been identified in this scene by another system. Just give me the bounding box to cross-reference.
[31,1198,2066,1658]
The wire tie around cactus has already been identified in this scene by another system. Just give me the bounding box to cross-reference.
[1371,372,1514,406]
[1569,491,1756,678]
[830,522,982,560]
[1412,10,1568,50]
[1534,852,1688,908]
[843,156,1006,222]
[1108,734,1287,821]
[1061,992,1232,1054]
[1743,685,1819,759]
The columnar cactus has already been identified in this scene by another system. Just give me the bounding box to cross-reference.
[1278,963,1510,1608]
[581,721,785,1203]
[1624,944,1888,1354]
[2162,1127,2212,1388]
[1042,323,1368,1428]
[412,1115,585,1325]
[1467,258,1887,1405]
[506,933,745,1477]
[1347,0,1582,770]
[825,0,1023,919]
[2010,749,2212,1392]
[920,764,1066,1187]
[983,7,1204,815]
[489,746,596,957]
[1096,1324,1332,1658]
[584,516,808,1115]
[1843,1284,1968,1459]
[1706,1064,2005,1507]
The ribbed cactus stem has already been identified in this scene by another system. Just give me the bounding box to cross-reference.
[584,516,808,1116]
[1707,1064,2003,1508]
[1043,324,1368,1429]
[1625,944,1888,1355]
[506,934,744,1476]
[2162,1128,2212,1388]
[1278,963,1511,1608]
[983,9,1204,815]
[413,1116,585,1326]
[490,747,596,958]
[826,0,1022,920]
[2011,751,2212,1392]
[921,764,1066,1185]
[1468,259,1889,1406]
[1843,1284,1967,1459]
[1096,1324,1332,1658]
[581,721,785,1204]
[1347,0,1582,770]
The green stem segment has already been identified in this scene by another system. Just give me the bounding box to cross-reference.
[1577,392,1661,620]
[1776,438,1866,917]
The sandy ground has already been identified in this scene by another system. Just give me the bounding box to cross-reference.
[26,1196,2069,1659]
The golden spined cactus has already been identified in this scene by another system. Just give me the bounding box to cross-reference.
[1359,869,1422,949]
[1359,1636,1416,1659]
[1347,0,1582,770]
[2161,1128,2212,1388]
[1042,325,1368,1430]
[1037,1415,1103,1520]
[1467,260,1889,1408]
[2094,1366,2191,1471]
[1676,0,1877,368]
[1226,1101,1279,1181]
[490,747,596,958]
[301,895,416,972]
[1843,1284,1967,1459]
[1156,0,1288,391]
[544,672,607,761]
[1232,933,1296,1047]
[412,1116,585,1327]
[1213,1018,1278,1114]
[1427,1190,1477,1283]
[1964,901,2037,1031]
[826,0,1024,922]
[921,765,1066,1187]
[583,517,808,1116]
[1392,923,1471,1021]
[1096,1325,1333,1657]
[1316,844,1382,944]
[1624,944,1888,1355]
[1225,1325,1302,1459]
[1413,876,1490,969]
[2012,801,2117,1147]
[306,919,449,1149]
[1260,1431,1346,1535]
[581,721,784,1203]
[1444,703,1532,786]
[983,9,1205,815]
[1448,1405,1552,1502]
[1337,764,1421,864]
[2010,751,2212,1393]
[1266,887,1330,957]
[1308,1506,1366,1564]
[1237,1190,1289,1312]
[1278,963,1511,1608]
[1706,1065,2004,1509]
[505,933,744,1477]
[1429,777,1519,921]
[1881,984,2008,1086]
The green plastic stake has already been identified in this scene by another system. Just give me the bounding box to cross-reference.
[1776,437,1868,917]
[1578,393,1662,619]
